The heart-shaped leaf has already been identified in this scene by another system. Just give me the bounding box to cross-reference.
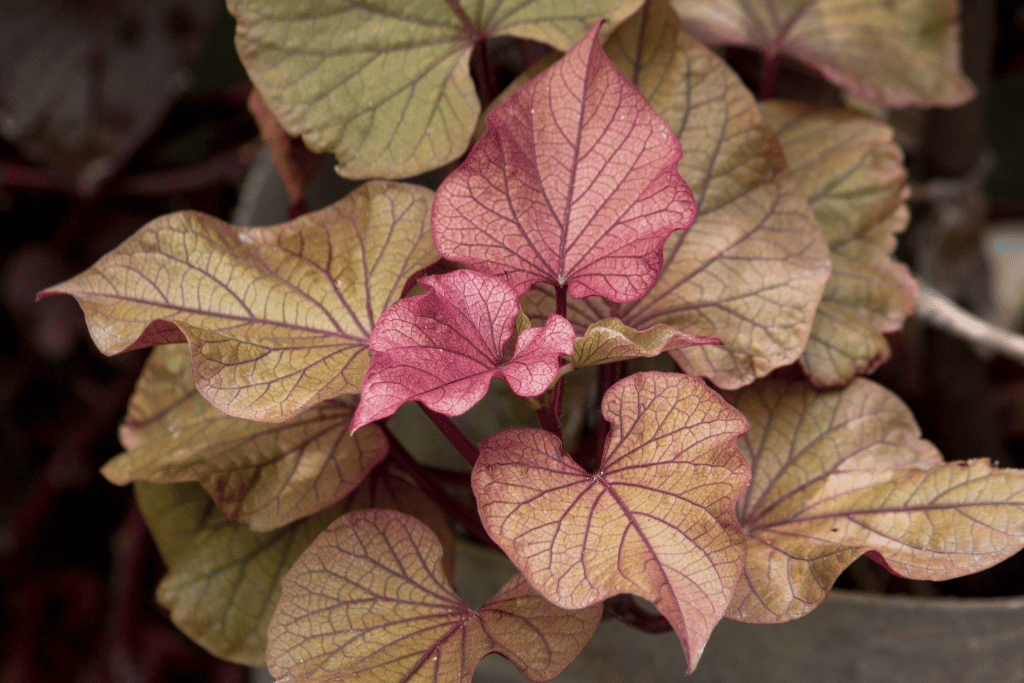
[351,270,575,431]
[760,101,917,388]
[137,471,453,665]
[42,181,438,422]
[432,22,696,303]
[523,1,830,389]
[472,371,750,672]
[106,345,388,531]
[570,318,719,369]
[725,377,1024,624]
[267,509,601,683]
[670,0,975,107]
[228,0,643,179]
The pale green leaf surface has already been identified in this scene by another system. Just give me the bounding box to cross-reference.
[525,0,830,389]
[725,378,1024,624]
[267,510,600,683]
[44,181,438,422]
[136,471,453,666]
[670,0,975,107]
[760,101,917,387]
[228,0,643,179]
[570,318,719,369]
[107,345,388,531]
[473,372,750,672]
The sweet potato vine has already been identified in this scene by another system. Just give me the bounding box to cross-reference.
[41,0,1024,680]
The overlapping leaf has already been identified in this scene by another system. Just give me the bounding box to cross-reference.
[761,101,917,387]
[725,377,1024,624]
[472,372,750,672]
[570,318,719,369]
[106,345,388,531]
[351,270,575,431]
[522,1,830,389]
[136,472,453,665]
[43,181,438,422]
[267,510,601,683]
[670,0,975,107]
[228,0,643,179]
[432,22,696,303]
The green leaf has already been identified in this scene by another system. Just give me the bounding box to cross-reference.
[570,318,718,369]
[107,345,388,531]
[524,0,831,389]
[43,181,438,422]
[725,378,1024,624]
[137,470,453,665]
[670,0,975,107]
[228,0,644,179]
[473,371,750,672]
[760,101,917,388]
[267,510,600,683]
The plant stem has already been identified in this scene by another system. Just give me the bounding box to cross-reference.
[758,52,781,99]
[603,595,672,633]
[555,283,568,318]
[385,430,495,547]
[417,402,479,466]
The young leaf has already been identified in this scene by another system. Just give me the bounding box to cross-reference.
[472,372,750,672]
[725,378,1024,624]
[267,510,601,683]
[42,181,438,422]
[137,471,453,666]
[105,345,388,532]
[228,0,643,179]
[760,101,917,388]
[670,0,975,107]
[570,318,719,370]
[351,270,574,431]
[525,1,829,389]
[432,22,696,303]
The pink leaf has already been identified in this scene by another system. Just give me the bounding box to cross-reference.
[351,270,574,431]
[432,22,695,303]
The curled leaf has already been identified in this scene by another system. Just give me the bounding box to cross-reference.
[473,371,750,672]
[670,0,975,107]
[137,470,453,665]
[432,22,695,303]
[570,318,719,369]
[525,1,830,389]
[726,377,1024,624]
[760,101,917,387]
[42,181,438,422]
[351,270,574,431]
[106,345,388,531]
[229,0,642,179]
[267,509,600,683]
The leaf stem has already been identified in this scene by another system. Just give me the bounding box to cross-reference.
[417,402,479,466]
[603,595,672,633]
[385,429,495,547]
[555,283,568,318]
[758,51,782,100]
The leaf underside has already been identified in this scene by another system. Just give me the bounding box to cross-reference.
[669,0,975,107]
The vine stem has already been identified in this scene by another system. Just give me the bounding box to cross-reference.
[603,595,672,633]
[385,429,495,548]
[416,402,479,466]
[758,51,782,99]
